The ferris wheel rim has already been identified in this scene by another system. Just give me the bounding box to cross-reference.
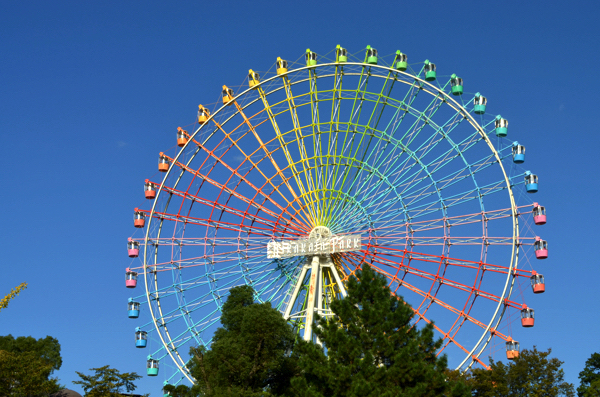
[139,58,523,378]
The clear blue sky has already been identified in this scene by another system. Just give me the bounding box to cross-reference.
[1,1,599,394]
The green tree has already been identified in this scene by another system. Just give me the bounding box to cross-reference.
[187,285,297,397]
[0,334,62,373]
[0,350,62,396]
[0,282,27,312]
[578,353,600,397]
[73,365,147,397]
[0,334,63,396]
[163,383,196,397]
[291,264,470,397]
[470,346,574,396]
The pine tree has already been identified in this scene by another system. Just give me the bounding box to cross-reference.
[291,264,470,397]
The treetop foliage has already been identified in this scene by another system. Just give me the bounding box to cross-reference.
[0,334,62,373]
[73,365,147,397]
[469,346,574,397]
[290,264,470,397]
[578,352,600,397]
[188,285,297,397]
[0,349,62,397]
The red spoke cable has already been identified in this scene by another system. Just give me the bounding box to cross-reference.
[148,179,307,234]
[336,253,490,369]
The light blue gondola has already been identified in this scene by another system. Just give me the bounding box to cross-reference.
[135,327,147,348]
[128,298,140,318]
[147,357,159,376]
[525,171,538,193]
[512,142,525,163]
[495,116,508,137]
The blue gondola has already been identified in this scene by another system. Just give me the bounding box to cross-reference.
[135,327,147,348]
[128,298,140,318]
[512,142,525,163]
[525,171,538,193]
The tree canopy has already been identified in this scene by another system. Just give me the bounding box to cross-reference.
[187,285,297,397]
[0,334,63,397]
[73,365,147,397]
[578,352,600,397]
[0,349,62,396]
[290,264,470,397]
[469,346,575,396]
[0,334,62,373]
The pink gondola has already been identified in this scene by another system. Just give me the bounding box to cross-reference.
[533,202,546,225]
[127,238,139,258]
[126,268,138,288]
[534,236,548,259]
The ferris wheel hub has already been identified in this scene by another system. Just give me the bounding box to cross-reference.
[308,225,332,240]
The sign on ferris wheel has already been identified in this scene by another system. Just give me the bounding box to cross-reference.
[267,234,363,259]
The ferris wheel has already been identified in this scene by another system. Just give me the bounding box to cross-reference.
[124,45,548,385]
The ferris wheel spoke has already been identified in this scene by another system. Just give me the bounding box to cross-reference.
[305,67,329,224]
[326,62,372,221]
[324,97,463,226]
[341,69,396,194]
[154,181,308,235]
[361,171,518,228]
[346,255,498,369]
[283,74,323,221]
[358,95,491,218]
[135,208,294,236]
[327,206,511,237]
[354,248,526,311]
[177,126,313,228]
[324,62,344,214]
[152,303,220,346]
[225,99,315,225]
[252,87,319,225]
[337,250,500,362]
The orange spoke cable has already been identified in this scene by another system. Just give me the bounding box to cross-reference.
[231,100,315,227]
